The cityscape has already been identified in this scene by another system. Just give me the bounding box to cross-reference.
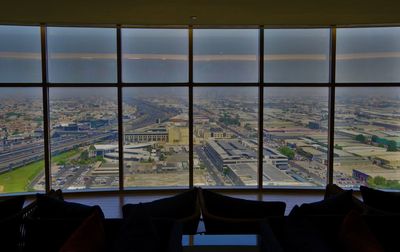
[1,87,400,193]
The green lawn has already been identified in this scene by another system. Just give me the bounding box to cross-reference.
[0,149,80,193]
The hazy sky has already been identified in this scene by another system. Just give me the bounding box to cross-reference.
[1,87,398,100]
[122,29,188,83]
[336,27,400,83]
[50,87,117,99]
[264,87,328,97]
[0,87,41,99]
[1,26,400,85]
[0,26,41,83]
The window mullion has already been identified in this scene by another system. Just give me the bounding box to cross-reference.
[40,24,51,193]
[327,27,337,185]
[258,27,264,191]
[189,26,194,189]
[117,25,124,191]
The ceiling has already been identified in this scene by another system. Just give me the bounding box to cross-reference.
[2,0,400,26]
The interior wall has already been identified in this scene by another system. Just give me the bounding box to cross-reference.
[2,0,400,26]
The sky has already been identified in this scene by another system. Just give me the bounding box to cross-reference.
[1,26,400,91]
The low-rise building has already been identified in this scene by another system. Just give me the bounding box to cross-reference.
[204,139,257,171]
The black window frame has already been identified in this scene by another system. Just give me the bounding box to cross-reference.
[0,24,399,196]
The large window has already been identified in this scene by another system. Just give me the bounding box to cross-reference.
[334,88,400,189]
[1,25,400,194]
[122,28,188,83]
[264,29,330,83]
[264,88,329,187]
[0,88,44,193]
[336,27,400,83]
[333,28,400,190]
[49,88,118,191]
[0,25,41,83]
[193,29,259,83]
[47,27,117,83]
[123,87,189,187]
[194,87,258,186]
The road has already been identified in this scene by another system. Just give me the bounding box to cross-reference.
[0,99,179,173]
[125,99,180,131]
[0,131,115,172]
[194,145,225,186]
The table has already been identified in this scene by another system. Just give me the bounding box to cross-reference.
[182,234,261,252]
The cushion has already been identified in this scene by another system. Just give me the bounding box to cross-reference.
[340,211,384,252]
[47,189,64,200]
[0,195,25,219]
[59,211,105,252]
[25,196,104,252]
[290,189,355,216]
[324,184,345,199]
[325,184,365,211]
[122,188,198,220]
[35,194,104,220]
[360,186,400,214]
[201,189,285,218]
[122,188,200,234]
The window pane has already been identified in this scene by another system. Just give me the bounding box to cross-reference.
[264,87,328,187]
[0,26,41,83]
[335,88,400,189]
[123,87,188,187]
[264,29,330,83]
[50,88,118,191]
[122,29,188,83]
[336,27,400,83]
[193,29,259,83]
[0,88,44,193]
[194,87,258,186]
[47,27,117,83]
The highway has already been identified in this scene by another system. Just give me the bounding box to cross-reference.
[0,132,116,173]
[125,99,180,131]
[0,99,176,173]
[194,145,225,186]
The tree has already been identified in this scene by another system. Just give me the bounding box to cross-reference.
[57,160,66,166]
[219,113,240,126]
[278,146,295,160]
[334,144,343,150]
[373,176,386,185]
[367,176,400,189]
[80,150,89,160]
[371,135,379,143]
[387,140,398,152]
[355,134,366,143]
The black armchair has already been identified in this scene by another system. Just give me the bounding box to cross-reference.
[122,188,201,234]
[199,188,286,234]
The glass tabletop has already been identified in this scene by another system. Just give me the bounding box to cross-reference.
[182,234,260,252]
